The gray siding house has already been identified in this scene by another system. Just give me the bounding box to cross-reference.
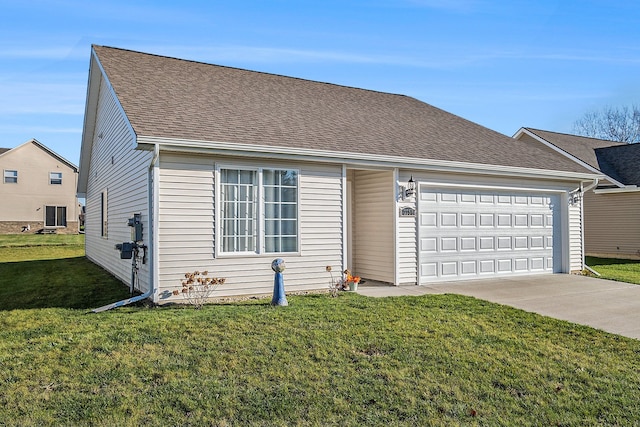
[78,46,599,303]
[515,128,640,260]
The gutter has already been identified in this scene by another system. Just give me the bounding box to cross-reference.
[92,144,160,313]
[594,185,640,194]
[136,135,601,182]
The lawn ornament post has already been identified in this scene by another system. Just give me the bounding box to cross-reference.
[271,258,288,306]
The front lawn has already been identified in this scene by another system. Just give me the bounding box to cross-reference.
[586,256,640,285]
[1,238,640,425]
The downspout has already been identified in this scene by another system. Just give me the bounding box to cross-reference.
[580,179,601,276]
[92,144,160,312]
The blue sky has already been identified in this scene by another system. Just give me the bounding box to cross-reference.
[1,0,639,165]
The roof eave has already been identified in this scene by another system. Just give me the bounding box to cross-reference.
[514,127,625,187]
[594,185,640,194]
[78,45,137,195]
[137,135,602,182]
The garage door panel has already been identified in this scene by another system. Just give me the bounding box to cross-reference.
[419,187,559,283]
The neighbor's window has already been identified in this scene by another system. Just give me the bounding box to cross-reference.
[264,169,298,253]
[4,170,17,184]
[220,169,257,253]
[45,206,67,227]
[219,168,299,254]
[49,172,62,185]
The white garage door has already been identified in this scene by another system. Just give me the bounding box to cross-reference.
[419,187,560,283]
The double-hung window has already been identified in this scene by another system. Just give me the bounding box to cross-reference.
[219,167,298,254]
[50,172,62,185]
[4,170,17,184]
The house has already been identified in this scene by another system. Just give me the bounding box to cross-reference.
[0,139,79,234]
[515,128,640,260]
[78,46,600,304]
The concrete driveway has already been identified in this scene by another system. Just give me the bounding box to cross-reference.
[357,274,640,340]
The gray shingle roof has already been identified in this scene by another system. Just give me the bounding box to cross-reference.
[594,144,640,186]
[524,128,639,185]
[0,148,10,155]
[93,45,592,174]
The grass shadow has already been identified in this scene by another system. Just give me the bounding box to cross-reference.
[587,256,640,266]
[0,257,132,311]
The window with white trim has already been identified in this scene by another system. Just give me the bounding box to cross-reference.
[264,170,298,253]
[45,206,67,227]
[219,168,299,254]
[50,172,62,185]
[221,169,257,253]
[4,170,17,184]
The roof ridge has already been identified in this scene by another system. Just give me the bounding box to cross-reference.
[93,44,410,99]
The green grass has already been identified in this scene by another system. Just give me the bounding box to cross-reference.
[0,234,84,248]
[1,239,640,425]
[0,234,131,310]
[587,256,640,285]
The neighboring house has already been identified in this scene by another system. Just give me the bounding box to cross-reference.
[78,46,600,304]
[0,139,79,234]
[515,128,640,260]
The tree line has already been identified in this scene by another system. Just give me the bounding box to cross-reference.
[573,104,640,143]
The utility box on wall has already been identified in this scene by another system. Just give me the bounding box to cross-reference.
[115,242,134,259]
[127,213,143,242]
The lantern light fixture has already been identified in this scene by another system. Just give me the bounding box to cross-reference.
[400,176,416,200]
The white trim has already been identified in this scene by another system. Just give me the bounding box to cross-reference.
[3,169,18,184]
[150,145,160,302]
[514,128,623,187]
[560,192,571,273]
[415,180,569,194]
[215,164,302,257]
[91,48,137,146]
[393,168,400,286]
[137,135,601,182]
[49,171,63,185]
[78,48,137,194]
[580,182,585,272]
[594,185,640,194]
[341,164,348,274]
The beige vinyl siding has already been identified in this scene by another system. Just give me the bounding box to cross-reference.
[85,77,152,292]
[584,191,640,259]
[568,200,583,271]
[397,215,418,284]
[157,153,343,301]
[397,172,418,284]
[352,170,395,283]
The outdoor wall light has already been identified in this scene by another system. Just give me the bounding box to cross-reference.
[400,176,416,200]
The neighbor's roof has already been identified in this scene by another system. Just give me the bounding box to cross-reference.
[523,128,640,186]
[594,144,640,186]
[0,139,78,171]
[91,45,592,175]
